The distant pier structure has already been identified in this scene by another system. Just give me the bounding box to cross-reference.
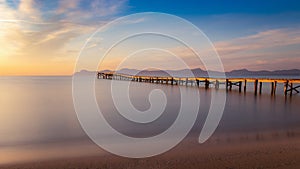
[97,72,300,96]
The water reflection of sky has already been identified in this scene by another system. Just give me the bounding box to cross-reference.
[0,77,299,164]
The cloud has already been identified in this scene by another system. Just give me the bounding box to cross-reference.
[215,28,300,56]
[133,28,300,71]
[214,28,300,70]
[91,0,127,17]
[56,0,81,14]
[18,0,40,20]
[0,0,127,65]
[0,0,128,75]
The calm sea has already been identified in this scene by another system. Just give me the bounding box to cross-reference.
[0,76,299,165]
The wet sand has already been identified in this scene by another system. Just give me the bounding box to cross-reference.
[1,132,300,169]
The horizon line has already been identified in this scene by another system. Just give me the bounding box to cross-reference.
[1,68,299,77]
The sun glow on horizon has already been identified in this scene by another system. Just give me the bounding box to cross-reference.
[0,0,300,76]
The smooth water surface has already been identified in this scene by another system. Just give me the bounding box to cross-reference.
[0,76,299,165]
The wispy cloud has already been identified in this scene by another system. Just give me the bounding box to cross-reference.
[214,28,300,70]
[18,0,41,20]
[215,28,300,55]
[0,0,127,75]
[127,28,300,71]
[56,0,81,14]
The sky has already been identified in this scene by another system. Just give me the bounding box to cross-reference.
[0,0,300,75]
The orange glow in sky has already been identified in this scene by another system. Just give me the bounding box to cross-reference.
[1,0,300,75]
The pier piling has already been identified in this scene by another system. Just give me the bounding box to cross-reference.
[254,79,258,95]
[215,80,220,89]
[244,79,247,92]
[205,79,209,89]
[284,80,289,95]
[238,81,242,93]
[259,82,263,94]
[290,83,293,96]
[226,79,229,91]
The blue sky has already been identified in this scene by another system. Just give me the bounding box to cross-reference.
[0,0,300,75]
[128,0,300,15]
[126,0,300,40]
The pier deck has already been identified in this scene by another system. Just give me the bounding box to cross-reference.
[97,72,300,96]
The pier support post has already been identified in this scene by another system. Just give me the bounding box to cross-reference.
[284,80,289,95]
[239,81,242,93]
[244,79,247,92]
[186,78,188,86]
[226,79,229,91]
[271,82,274,95]
[274,81,277,95]
[259,82,262,94]
[254,79,258,95]
[215,80,219,90]
[205,79,209,89]
[271,81,277,95]
[290,83,293,97]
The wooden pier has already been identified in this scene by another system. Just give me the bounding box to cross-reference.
[97,72,300,96]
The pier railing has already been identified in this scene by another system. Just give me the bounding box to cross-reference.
[97,72,300,96]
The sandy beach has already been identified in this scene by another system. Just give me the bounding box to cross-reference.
[1,130,300,169]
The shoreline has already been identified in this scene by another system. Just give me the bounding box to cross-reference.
[1,131,300,169]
